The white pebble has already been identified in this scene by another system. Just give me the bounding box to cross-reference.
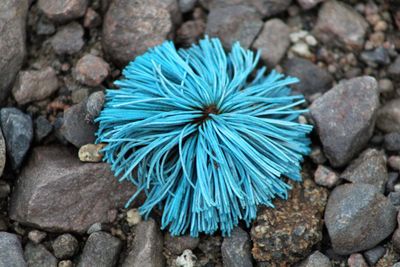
[289,30,308,43]
[305,35,318,46]
[175,250,197,267]
[290,42,312,57]
[126,209,142,226]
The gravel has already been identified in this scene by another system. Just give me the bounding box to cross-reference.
[51,22,84,55]
[52,234,79,259]
[74,54,110,87]
[221,227,253,267]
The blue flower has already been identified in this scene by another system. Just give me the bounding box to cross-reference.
[96,37,312,236]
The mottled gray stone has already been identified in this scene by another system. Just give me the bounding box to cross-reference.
[363,246,386,266]
[85,91,105,123]
[38,0,88,23]
[376,98,400,133]
[24,242,57,267]
[310,76,379,167]
[52,234,78,259]
[0,232,26,267]
[78,231,122,267]
[325,183,397,255]
[51,22,84,55]
[299,251,331,267]
[221,227,252,267]
[165,233,199,255]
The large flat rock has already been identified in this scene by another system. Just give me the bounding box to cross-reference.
[9,145,138,233]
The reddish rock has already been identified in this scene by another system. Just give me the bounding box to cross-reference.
[38,0,88,23]
[74,54,110,87]
[83,7,101,28]
[176,20,206,47]
[9,146,138,233]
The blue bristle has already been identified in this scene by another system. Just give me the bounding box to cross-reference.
[95,36,313,237]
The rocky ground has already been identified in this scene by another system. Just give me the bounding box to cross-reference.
[0,0,400,266]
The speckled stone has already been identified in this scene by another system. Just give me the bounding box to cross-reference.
[251,177,328,264]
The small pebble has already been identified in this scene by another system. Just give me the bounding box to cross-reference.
[52,234,79,259]
[58,260,73,267]
[348,253,368,267]
[378,78,394,93]
[291,42,312,58]
[363,246,386,266]
[389,156,400,171]
[83,7,101,28]
[28,230,47,244]
[78,143,105,162]
[314,165,339,188]
[175,249,197,267]
[126,209,142,226]
[74,54,110,87]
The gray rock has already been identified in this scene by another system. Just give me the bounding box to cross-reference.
[363,246,386,266]
[393,263,400,267]
[325,183,397,255]
[51,22,84,55]
[38,0,88,23]
[388,56,400,79]
[0,126,5,177]
[348,253,368,267]
[313,1,368,50]
[36,16,55,35]
[283,57,333,98]
[102,0,173,68]
[0,0,28,104]
[0,232,26,267]
[122,219,164,267]
[299,251,331,267]
[252,19,290,67]
[389,191,400,207]
[9,146,138,233]
[392,228,400,252]
[28,230,47,244]
[52,234,79,259]
[376,98,400,133]
[86,91,105,123]
[164,233,199,255]
[74,55,110,87]
[389,156,400,171]
[340,149,387,193]
[206,5,263,49]
[12,67,59,105]
[360,47,391,67]
[179,0,197,12]
[386,172,399,193]
[176,19,206,47]
[77,231,122,267]
[61,100,97,148]
[83,8,101,28]
[0,108,33,170]
[384,132,400,152]
[34,116,52,143]
[221,227,252,267]
[310,76,379,167]
[297,0,326,9]
[24,242,57,267]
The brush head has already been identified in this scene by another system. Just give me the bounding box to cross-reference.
[96,37,312,237]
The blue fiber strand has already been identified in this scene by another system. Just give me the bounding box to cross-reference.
[96,37,313,237]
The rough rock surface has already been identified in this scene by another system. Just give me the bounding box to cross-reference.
[341,149,387,193]
[384,132,400,152]
[376,98,400,133]
[251,178,328,264]
[9,146,138,233]
[164,233,199,255]
[12,67,59,105]
[221,227,253,267]
[325,183,397,255]
[297,0,326,10]
[77,231,122,267]
[61,100,97,148]
[52,234,79,259]
[313,0,368,50]
[51,22,84,55]
[206,5,263,49]
[0,127,5,177]
[38,0,88,23]
[283,57,333,97]
[102,0,173,68]
[74,54,110,87]
[299,251,331,267]
[85,91,105,123]
[0,0,28,104]
[252,19,290,66]
[310,76,379,167]
[122,219,164,267]
[0,232,26,267]
[24,242,57,267]
[0,108,33,170]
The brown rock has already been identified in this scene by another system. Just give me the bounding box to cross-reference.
[0,0,28,104]
[348,253,368,267]
[102,0,173,68]
[176,20,206,47]
[252,18,290,66]
[38,0,88,23]
[83,7,101,28]
[376,98,400,133]
[251,178,328,264]
[74,55,110,87]
[12,67,59,105]
[206,5,263,49]
[165,233,199,255]
[313,1,368,50]
[314,165,339,188]
[9,146,138,233]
